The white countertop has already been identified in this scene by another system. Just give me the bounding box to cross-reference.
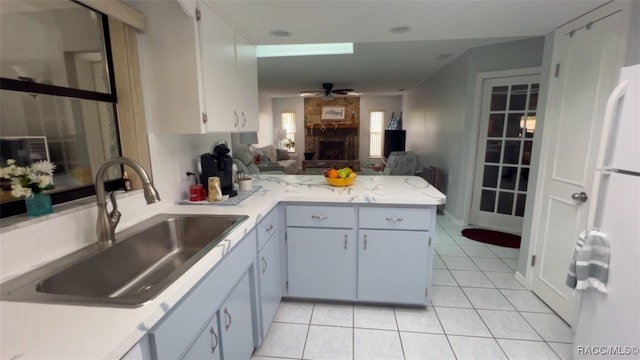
[0,175,445,359]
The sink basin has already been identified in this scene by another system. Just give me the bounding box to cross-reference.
[0,214,248,307]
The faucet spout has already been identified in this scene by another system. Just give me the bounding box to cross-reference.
[95,157,160,247]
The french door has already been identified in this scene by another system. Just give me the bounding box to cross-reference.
[469,75,540,233]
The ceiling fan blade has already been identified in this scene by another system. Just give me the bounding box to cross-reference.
[331,91,349,95]
[332,88,354,92]
[300,90,323,95]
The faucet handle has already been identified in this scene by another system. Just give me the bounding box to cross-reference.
[109,191,121,228]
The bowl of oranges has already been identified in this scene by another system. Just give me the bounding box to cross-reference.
[323,167,357,187]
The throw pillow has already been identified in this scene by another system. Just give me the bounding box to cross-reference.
[276,148,289,161]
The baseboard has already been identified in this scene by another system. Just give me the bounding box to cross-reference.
[443,210,464,226]
[514,271,527,288]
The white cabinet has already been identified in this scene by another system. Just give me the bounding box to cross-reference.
[284,204,433,305]
[287,228,357,301]
[135,0,258,134]
[220,271,254,360]
[358,230,430,305]
[257,232,281,343]
[181,314,221,360]
[149,230,257,359]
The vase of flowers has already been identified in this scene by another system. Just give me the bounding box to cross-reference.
[1,159,56,217]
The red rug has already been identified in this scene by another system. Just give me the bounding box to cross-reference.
[461,228,521,248]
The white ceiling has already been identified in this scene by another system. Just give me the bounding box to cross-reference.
[211,0,608,97]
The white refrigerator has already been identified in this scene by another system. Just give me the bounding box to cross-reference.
[573,64,640,358]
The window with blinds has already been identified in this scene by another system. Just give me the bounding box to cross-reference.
[281,111,296,152]
[369,111,384,158]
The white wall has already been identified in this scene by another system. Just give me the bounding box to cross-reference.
[404,37,545,221]
[271,97,304,154]
[624,0,639,66]
[359,95,402,165]
[257,92,274,146]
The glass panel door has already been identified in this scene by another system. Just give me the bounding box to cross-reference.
[470,75,540,233]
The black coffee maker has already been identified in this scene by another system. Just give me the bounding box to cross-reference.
[200,143,237,197]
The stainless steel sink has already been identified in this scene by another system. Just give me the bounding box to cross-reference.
[0,214,248,307]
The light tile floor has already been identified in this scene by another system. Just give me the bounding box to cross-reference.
[253,215,574,360]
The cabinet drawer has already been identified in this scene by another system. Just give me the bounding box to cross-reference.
[150,230,257,360]
[359,207,432,231]
[257,209,277,251]
[286,205,355,228]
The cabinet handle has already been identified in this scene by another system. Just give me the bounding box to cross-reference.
[261,256,268,274]
[266,224,273,232]
[385,216,404,222]
[209,326,218,353]
[364,234,368,250]
[344,234,348,250]
[311,215,328,220]
[224,308,232,331]
[241,112,247,127]
[233,111,239,128]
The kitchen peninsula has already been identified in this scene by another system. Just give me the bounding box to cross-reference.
[0,175,445,359]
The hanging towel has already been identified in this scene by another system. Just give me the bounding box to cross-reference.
[566,230,610,292]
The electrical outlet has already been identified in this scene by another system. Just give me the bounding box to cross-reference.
[178,161,193,183]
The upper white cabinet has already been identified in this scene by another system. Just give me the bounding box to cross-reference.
[136,0,259,134]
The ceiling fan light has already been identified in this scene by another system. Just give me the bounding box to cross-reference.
[322,93,334,100]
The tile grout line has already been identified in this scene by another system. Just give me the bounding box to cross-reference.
[299,302,315,360]
[392,306,407,360]
[431,306,458,359]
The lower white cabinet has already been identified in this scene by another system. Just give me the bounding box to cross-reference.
[181,313,221,360]
[258,231,281,341]
[287,228,357,301]
[220,271,254,360]
[357,230,429,304]
[149,230,257,359]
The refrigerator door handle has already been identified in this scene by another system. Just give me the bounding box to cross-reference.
[585,81,627,232]
[595,80,627,170]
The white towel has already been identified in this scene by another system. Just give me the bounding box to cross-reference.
[566,230,610,293]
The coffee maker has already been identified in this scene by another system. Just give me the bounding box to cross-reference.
[200,143,238,197]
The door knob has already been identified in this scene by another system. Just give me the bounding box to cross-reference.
[571,192,588,202]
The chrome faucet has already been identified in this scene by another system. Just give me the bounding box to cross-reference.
[95,157,160,247]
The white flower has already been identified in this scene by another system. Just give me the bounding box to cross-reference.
[35,175,52,188]
[10,184,31,198]
[7,159,15,165]
[31,161,56,175]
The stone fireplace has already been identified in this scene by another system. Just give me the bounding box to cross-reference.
[303,97,360,165]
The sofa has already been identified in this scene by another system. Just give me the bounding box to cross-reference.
[233,145,298,174]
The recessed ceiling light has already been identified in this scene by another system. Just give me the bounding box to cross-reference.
[270,29,291,37]
[436,53,452,60]
[389,26,411,34]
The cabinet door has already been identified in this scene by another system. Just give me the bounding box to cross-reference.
[198,1,237,132]
[234,31,259,132]
[358,230,430,305]
[180,313,221,360]
[221,271,254,360]
[258,232,281,340]
[287,228,357,300]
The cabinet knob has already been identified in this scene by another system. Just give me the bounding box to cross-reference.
[266,224,274,232]
[311,215,328,220]
[233,111,239,128]
[261,256,268,274]
[241,112,247,127]
[385,217,404,222]
[364,234,368,250]
[344,234,348,250]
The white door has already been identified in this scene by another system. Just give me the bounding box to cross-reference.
[470,75,540,233]
[529,4,630,325]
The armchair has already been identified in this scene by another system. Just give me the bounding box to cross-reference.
[383,151,418,175]
[232,147,285,174]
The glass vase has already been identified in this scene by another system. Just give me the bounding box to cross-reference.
[25,193,53,217]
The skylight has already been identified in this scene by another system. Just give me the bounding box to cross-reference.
[256,43,354,58]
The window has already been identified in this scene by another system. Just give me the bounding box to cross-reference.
[281,111,296,152]
[0,1,123,218]
[369,110,384,158]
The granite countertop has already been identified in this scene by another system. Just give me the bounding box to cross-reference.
[0,175,445,359]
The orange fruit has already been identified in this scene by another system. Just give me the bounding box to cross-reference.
[328,169,339,178]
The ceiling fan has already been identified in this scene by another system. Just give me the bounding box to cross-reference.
[300,83,355,97]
